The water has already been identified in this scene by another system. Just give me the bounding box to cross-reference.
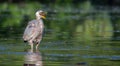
[0,33,120,66]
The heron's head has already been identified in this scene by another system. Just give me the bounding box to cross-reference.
[35,10,46,19]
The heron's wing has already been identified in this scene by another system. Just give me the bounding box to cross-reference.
[23,21,38,41]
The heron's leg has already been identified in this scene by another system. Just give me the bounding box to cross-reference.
[35,38,42,50]
[29,40,34,52]
[36,40,41,50]
[30,44,33,52]
[36,43,39,50]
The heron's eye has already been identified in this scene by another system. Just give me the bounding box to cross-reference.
[39,12,45,16]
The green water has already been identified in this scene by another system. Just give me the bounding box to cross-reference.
[0,37,120,66]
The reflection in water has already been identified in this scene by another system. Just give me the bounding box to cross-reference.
[75,62,87,66]
[23,49,42,66]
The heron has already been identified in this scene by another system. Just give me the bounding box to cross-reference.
[23,10,46,51]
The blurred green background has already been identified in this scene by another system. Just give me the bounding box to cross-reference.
[0,0,120,40]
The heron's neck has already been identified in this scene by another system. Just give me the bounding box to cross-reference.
[36,16,42,20]
[36,16,43,23]
[36,18,43,23]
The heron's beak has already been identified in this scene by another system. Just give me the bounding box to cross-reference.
[41,15,46,19]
